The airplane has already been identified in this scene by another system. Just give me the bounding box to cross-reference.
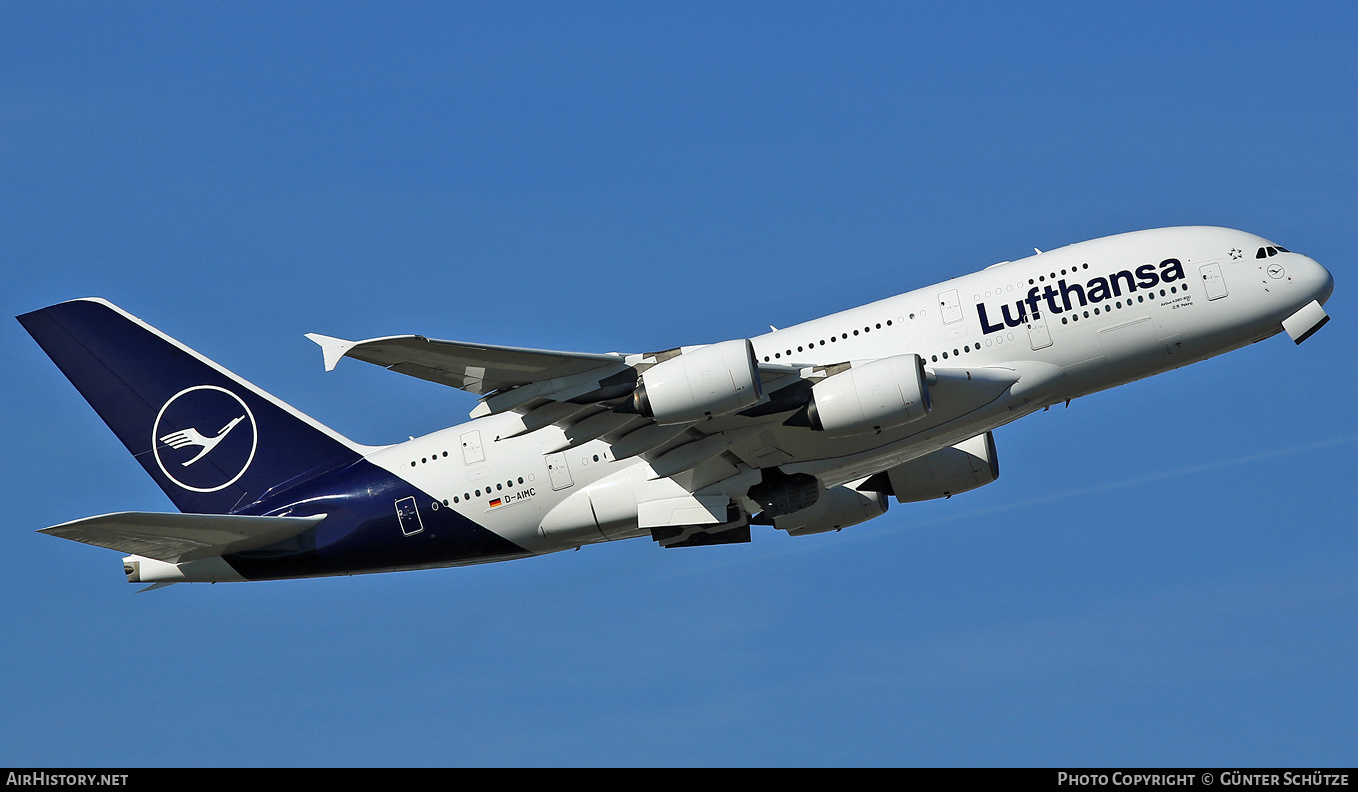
[18,226,1334,587]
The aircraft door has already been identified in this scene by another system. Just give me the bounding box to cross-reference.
[461,430,485,464]
[1026,310,1053,350]
[937,289,964,324]
[544,452,574,491]
[1200,261,1228,300]
[395,496,424,536]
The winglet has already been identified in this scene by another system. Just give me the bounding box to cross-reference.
[305,333,358,372]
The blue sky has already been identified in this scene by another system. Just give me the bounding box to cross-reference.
[4,2,1356,767]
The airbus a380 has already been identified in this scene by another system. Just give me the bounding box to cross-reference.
[19,226,1334,587]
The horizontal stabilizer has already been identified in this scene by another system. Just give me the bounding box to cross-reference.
[40,512,326,564]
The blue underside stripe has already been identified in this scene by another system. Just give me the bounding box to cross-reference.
[223,459,531,580]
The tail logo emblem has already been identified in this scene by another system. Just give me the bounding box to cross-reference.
[152,386,258,493]
[160,416,246,467]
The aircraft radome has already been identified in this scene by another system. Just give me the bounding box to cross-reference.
[18,226,1334,588]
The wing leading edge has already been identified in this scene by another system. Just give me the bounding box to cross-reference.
[305,333,628,395]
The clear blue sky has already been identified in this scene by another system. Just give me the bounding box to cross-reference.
[4,2,1356,767]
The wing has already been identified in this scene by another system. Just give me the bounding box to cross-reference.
[304,333,629,396]
[41,512,326,563]
[306,332,803,418]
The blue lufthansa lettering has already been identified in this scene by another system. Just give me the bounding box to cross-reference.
[978,303,1005,334]
[976,258,1180,335]
[1001,301,1027,328]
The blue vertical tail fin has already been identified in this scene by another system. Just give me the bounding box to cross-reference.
[18,298,366,515]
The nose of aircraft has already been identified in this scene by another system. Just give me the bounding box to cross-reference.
[1297,254,1335,306]
[1278,253,1334,344]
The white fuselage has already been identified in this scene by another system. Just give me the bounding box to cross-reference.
[361,226,1333,560]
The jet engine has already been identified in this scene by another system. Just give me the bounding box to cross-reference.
[797,353,930,434]
[861,431,999,503]
[771,484,888,536]
[633,339,764,425]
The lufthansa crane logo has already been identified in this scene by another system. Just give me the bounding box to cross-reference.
[152,385,258,493]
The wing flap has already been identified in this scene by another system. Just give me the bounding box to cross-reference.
[40,512,326,564]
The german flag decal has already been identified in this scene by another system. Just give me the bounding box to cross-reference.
[488,498,502,508]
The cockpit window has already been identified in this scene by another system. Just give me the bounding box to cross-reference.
[1256,246,1290,258]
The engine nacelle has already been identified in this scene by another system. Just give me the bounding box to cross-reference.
[773,485,888,537]
[634,339,763,425]
[805,353,930,434]
[875,431,999,503]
